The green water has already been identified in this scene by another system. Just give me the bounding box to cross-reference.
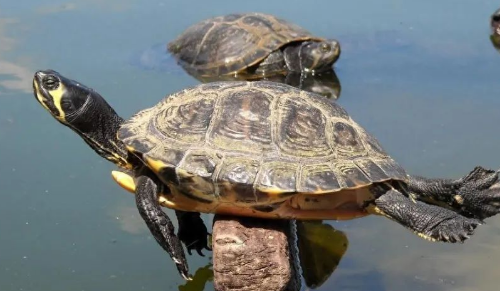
[2,1,500,290]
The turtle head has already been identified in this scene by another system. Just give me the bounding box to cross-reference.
[298,40,341,73]
[34,70,96,124]
[33,70,131,168]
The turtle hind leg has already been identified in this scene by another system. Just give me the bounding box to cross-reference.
[370,187,481,243]
[408,166,500,219]
[135,174,191,280]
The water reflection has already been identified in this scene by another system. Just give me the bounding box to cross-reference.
[296,221,348,289]
[178,264,213,291]
[0,17,33,95]
[188,70,342,100]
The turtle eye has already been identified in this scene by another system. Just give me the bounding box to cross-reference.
[42,75,60,90]
[320,43,331,53]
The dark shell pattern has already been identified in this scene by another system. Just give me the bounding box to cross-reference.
[167,13,323,76]
[118,82,407,204]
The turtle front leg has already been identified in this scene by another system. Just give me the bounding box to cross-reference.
[135,174,191,280]
[175,210,211,256]
[408,167,500,219]
[369,185,481,243]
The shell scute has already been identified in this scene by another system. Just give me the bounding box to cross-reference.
[257,161,298,193]
[217,157,260,203]
[299,164,341,193]
[210,88,273,152]
[276,95,333,157]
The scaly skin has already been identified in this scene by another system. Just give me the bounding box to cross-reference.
[408,167,500,219]
[135,173,191,280]
[374,188,481,243]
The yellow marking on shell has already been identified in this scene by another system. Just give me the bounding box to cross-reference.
[159,197,176,208]
[145,156,167,172]
[257,186,287,195]
[48,82,67,121]
[112,170,176,208]
[111,171,136,193]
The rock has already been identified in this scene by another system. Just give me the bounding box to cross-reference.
[212,215,300,291]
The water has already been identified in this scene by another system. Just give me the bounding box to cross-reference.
[1,0,500,290]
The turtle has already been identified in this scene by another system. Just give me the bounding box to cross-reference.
[33,70,500,281]
[490,8,500,53]
[167,13,341,78]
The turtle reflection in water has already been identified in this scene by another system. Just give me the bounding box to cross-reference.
[192,70,342,100]
[33,70,500,280]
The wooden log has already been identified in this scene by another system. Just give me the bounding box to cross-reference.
[212,215,300,291]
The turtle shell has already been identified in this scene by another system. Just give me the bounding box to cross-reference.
[167,13,323,76]
[118,81,407,213]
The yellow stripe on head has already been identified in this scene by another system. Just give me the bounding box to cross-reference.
[33,80,50,112]
[33,71,68,122]
[48,82,67,121]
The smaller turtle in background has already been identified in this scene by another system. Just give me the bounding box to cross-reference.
[168,13,340,78]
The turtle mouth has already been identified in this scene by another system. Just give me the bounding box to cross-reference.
[33,74,49,105]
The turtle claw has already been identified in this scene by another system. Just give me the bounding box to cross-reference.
[174,259,193,281]
[426,215,481,243]
[456,167,500,219]
[179,269,193,281]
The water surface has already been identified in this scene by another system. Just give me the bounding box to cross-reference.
[1,1,500,290]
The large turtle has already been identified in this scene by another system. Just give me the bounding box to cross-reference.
[33,70,500,280]
[167,13,341,78]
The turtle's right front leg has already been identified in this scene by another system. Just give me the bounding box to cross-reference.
[135,174,191,280]
[368,185,481,243]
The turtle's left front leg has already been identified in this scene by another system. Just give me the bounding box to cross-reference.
[135,173,191,280]
[408,166,500,219]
